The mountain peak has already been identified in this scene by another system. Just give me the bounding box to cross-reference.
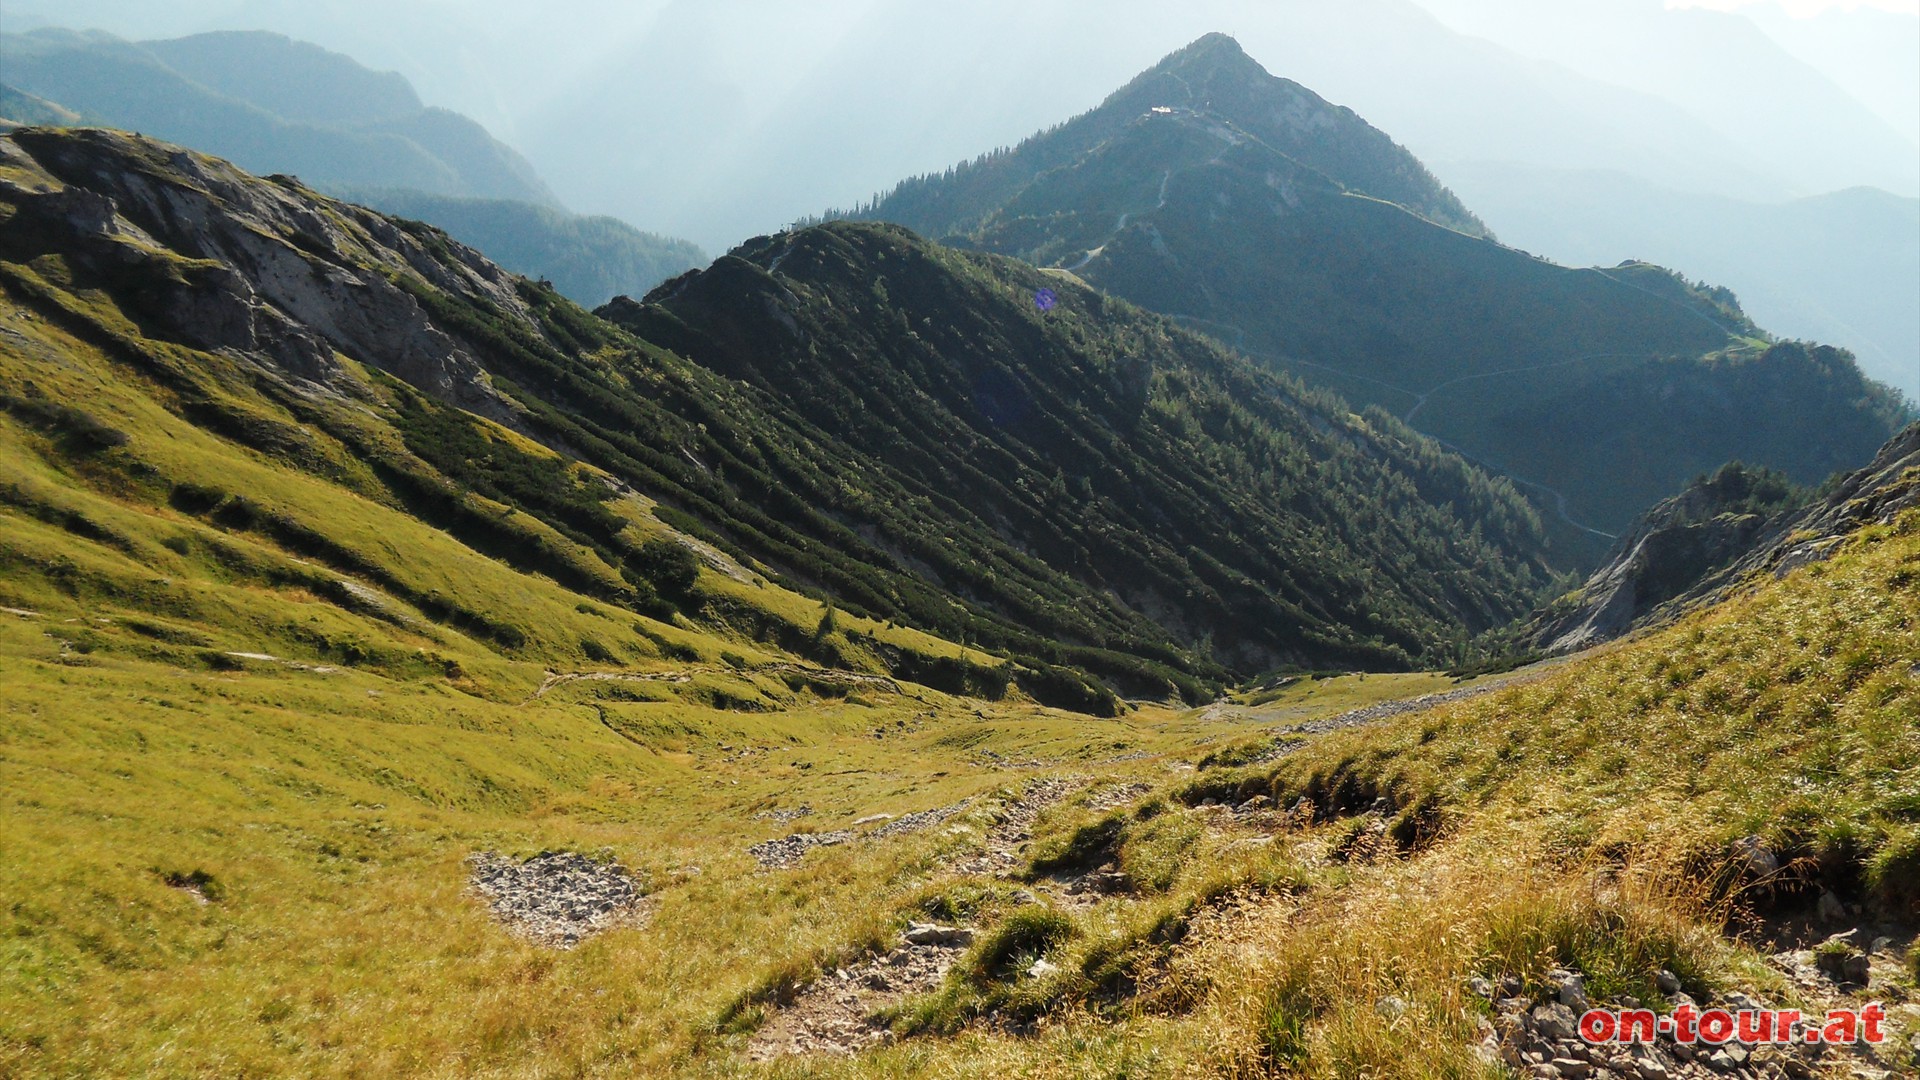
[847,32,1488,241]
[1128,33,1284,112]
[1152,32,1259,75]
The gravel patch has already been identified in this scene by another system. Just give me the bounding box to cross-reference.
[467,851,649,949]
[1279,672,1555,736]
[748,830,857,870]
[750,799,971,868]
[869,800,969,839]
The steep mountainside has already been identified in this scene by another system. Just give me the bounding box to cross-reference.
[1535,423,1920,653]
[0,127,1555,709]
[611,223,1558,678]
[0,28,708,305]
[845,35,1913,542]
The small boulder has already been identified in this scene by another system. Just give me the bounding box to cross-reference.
[903,922,972,947]
[1815,941,1871,986]
[1550,969,1589,1011]
[1817,891,1847,924]
[1532,1002,1579,1042]
[1825,927,1866,949]
[1731,835,1778,878]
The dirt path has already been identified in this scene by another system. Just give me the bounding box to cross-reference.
[1191,661,1574,742]
[1276,666,1564,736]
[749,798,973,869]
[524,662,903,706]
[746,925,973,1059]
[745,781,1092,1058]
[943,779,1079,878]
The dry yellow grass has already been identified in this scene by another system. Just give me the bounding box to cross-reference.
[4,514,1916,1077]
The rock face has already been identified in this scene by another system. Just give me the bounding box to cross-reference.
[467,851,648,949]
[1535,426,1920,653]
[0,127,529,423]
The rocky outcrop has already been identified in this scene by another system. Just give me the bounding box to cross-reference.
[0,127,537,423]
[1536,425,1920,654]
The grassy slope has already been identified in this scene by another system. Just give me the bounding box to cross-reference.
[4,397,1915,1077]
[876,504,1920,1078]
[0,252,1077,1076]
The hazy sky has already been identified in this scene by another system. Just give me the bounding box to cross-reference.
[3,1,1914,236]
[2,0,1913,391]
[1674,0,1918,13]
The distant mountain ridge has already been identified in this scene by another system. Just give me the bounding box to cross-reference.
[1440,162,1920,398]
[844,34,1912,545]
[0,28,555,204]
[140,29,424,128]
[0,28,706,305]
